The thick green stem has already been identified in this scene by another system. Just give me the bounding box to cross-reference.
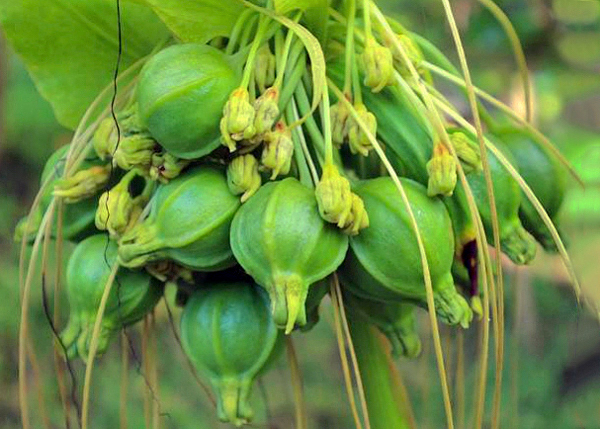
[347,310,410,429]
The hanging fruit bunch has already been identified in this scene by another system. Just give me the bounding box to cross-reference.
[6,0,578,427]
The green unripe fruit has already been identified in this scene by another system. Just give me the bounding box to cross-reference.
[60,234,163,361]
[180,282,282,427]
[495,128,568,252]
[230,178,349,333]
[463,139,537,264]
[137,44,241,159]
[14,145,108,243]
[340,177,472,328]
[118,166,240,270]
[344,292,421,358]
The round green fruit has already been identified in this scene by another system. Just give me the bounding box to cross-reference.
[118,165,240,271]
[340,177,472,328]
[230,178,349,333]
[495,127,568,252]
[180,282,281,427]
[137,44,241,159]
[60,234,163,361]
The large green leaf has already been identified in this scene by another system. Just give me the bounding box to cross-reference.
[0,0,169,130]
[139,0,244,44]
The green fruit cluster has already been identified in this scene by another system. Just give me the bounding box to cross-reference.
[15,3,571,426]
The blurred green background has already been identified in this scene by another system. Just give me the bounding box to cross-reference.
[1,0,600,428]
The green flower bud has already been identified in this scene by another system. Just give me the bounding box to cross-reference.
[53,164,112,203]
[92,106,146,160]
[93,117,118,160]
[330,100,350,147]
[388,34,424,76]
[220,88,257,152]
[112,134,157,171]
[253,87,280,136]
[450,131,482,173]
[149,152,191,183]
[95,170,151,239]
[426,142,457,197]
[261,122,294,179]
[361,37,395,93]
[347,103,377,156]
[14,208,42,243]
[227,154,262,203]
[254,44,276,92]
[315,163,353,228]
[343,193,370,236]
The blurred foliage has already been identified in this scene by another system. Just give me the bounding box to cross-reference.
[1,1,600,428]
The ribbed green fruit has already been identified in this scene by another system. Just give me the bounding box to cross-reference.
[137,44,241,159]
[496,128,568,252]
[60,234,163,361]
[344,292,421,358]
[118,166,240,270]
[362,85,537,265]
[464,139,537,264]
[180,282,282,427]
[340,177,472,328]
[230,178,349,333]
[14,145,104,243]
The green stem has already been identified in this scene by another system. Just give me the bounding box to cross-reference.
[352,48,363,104]
[343,0,357,95]
[241,15,271,89]
[226,9,255,55]
[274,13,301,89]
[285,100,314,188]
[362,0,372,40]
[347,311,410,429]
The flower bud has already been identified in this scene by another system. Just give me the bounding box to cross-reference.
[92,106,145,160]
[112,134,157,171]
[389,34,423,76]
[347,103,377,156]
[220,88,257,152]
[227,154,262,203]
[261,122,294,179]
[361,37,395,93]
[315,163,353,228]
[426,142,457,197]
[93,117,118,160]
[253,87,280,136]
[254,44,276,92]
[149,152,191,183]
[330,101,350,147]
[449,131,482,173]
[53,164,112,203]
[95,170,151,238]
[343,193,370,235]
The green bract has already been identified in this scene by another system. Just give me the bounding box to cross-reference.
[344,292,421,359]
[60,234,163,361]
[230,178,349,333]
[137,44,241,159]
[340,177,472,328]
[14,145,106,243]
[118,166,240,270]
[496,128,568,252]
[180,282,281,427]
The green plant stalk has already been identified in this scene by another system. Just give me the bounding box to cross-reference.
[347,310,410,429]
